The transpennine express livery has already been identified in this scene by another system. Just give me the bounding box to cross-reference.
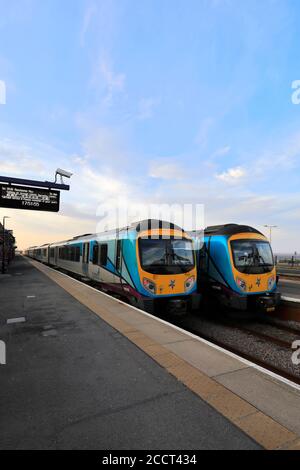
[194,224,281,313]
[25,219,201,314]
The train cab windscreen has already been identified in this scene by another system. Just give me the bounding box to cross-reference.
[231,239,274,274]
[139,238,195,274]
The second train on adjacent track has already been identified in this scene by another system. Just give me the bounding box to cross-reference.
[194,223,281,313]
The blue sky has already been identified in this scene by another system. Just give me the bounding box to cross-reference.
[0,0,300,251]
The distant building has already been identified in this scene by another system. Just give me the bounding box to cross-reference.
[0,222,16,271]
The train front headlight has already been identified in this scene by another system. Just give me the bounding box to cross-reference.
[143,278,156,294]
[268,276,275,290]
[185,276,196,292]
[236,277,247,291]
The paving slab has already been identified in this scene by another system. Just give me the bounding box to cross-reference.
[0,257,260,450]
[215,367,300,435]
[167,338,249,377]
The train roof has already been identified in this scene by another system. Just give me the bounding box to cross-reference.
[71,233,93,240]
[134,219,184,233]
[28,219,187,250]
[61,219,184,243]
[204,224,264,237]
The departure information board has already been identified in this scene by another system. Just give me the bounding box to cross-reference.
[0,184,60,212]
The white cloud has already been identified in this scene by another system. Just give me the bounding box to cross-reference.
[91,58,126,105]
[195,117,214,147]
[100,60,125,93]
[149,160,185,180]
[0,138,46,176]
[79,166,129,199]
[0,79,6,104]
[138,97,160,120]
[81,127,127,164]
[80,2,97,46]
[211,145,231,158]
[215,166,245,183]
[3,123,300,253]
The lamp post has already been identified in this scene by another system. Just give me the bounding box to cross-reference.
[264,224,277,246]
[2,216,10,274]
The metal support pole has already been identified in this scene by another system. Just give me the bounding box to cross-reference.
[2,218,5,274]
[264,225,277,246]
[2,216,10,274]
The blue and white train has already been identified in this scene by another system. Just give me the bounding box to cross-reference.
[194,224,281,313]
[25,219,201,314]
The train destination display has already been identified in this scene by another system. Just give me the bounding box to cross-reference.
[0,184,60,212]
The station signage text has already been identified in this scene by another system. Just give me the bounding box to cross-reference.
[0,184,60,212]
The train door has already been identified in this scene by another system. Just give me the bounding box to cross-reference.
[55,247,58,265]
[115,239,122,287]
[82,242,90,276]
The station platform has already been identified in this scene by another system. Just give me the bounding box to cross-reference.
[278,278,300,302]
[1,257,300,450]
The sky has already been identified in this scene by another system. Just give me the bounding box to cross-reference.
[0,0,300,252]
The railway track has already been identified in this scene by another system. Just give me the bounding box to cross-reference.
[219,318,300,350]
[171,313,300,386]
[227,325,292,350]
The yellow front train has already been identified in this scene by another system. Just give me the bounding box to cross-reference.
[198,224,281,312]
[135,220,200,314]
[26,219,201,315]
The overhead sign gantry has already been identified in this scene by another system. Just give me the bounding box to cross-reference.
[0,184,60,212]
[0,169,72,212]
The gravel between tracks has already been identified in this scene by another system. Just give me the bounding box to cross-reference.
[172,313,300,380]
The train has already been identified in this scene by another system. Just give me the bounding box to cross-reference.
[194,224,281,313]
[25,219,201,314]
[25,220,281,315]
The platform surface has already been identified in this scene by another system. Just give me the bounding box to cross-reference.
[0,256,300,450]
[278,278,300,301]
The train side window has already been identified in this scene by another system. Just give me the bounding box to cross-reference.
[100,244,108,266]
[93,243,99,265]
[115,240,121,271]
[75,246,80,262]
